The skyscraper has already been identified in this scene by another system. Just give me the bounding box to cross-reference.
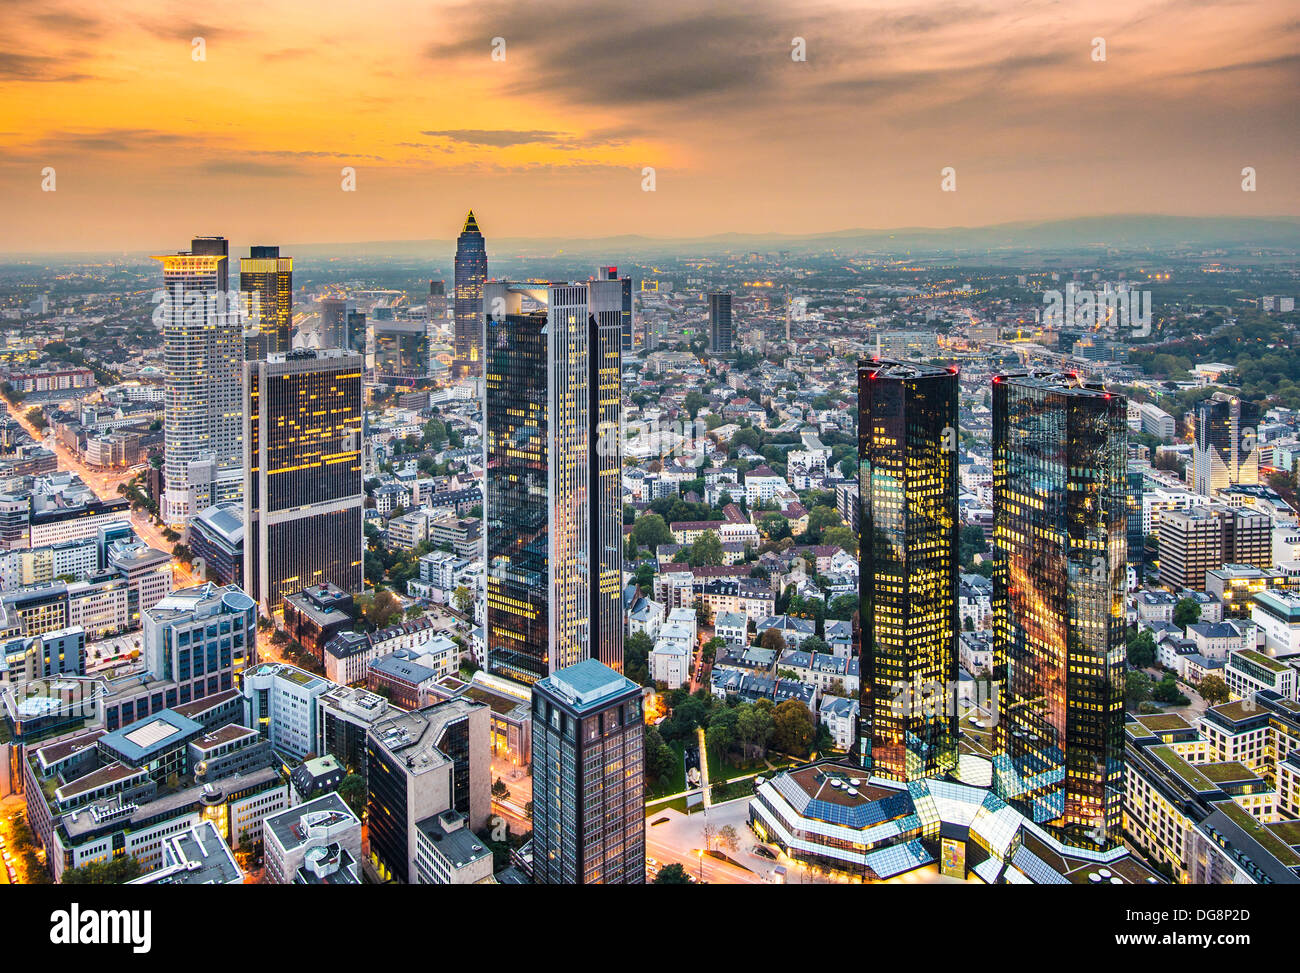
[530,659,644,884]
[709,292,733,354]
[1192,393,1260,496]
[856,359,959,782]
[243,349,364,617]
[154,236,244,526]
[596,265,635,351]
[427,279,448,328]
[317,297,348,351]
[454,211,487,377]
[991,370,1127,850]
[239,245,293,359]
[483,281,623,686]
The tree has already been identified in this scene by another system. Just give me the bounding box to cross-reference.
[452,585,474,614]
[821,526,857,555]
[1124,670,1153,708]
[654,863,692,884]
[688,530,724,567]
[625,630,653,685]
[358,588,402,629]
[1173,597,1202,630]
[1152,673,1190,706]
[771,699,816,757]
[735,701,775,761]
[631,513,674,551]
[492,777,511,800]
[758,628,786,652]
[683,389,706,420]
[61,855,143,884]
[717,824,740,854]
[337,773,366,816]
[644,725,677,790]
[1198,674,1231,706]
[1127,628,1157,668]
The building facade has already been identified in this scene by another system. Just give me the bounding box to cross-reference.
[155,237,244,525]
[530,660,644,884]
[482,281,623,685]
[453,210,487,377]
[856,359,959,781]
[243,349,364,616]
[992,371,1128,850]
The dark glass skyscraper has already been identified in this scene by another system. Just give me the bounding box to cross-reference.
[596,265,635,351]
[243,349,364,616]
[991,370,1127,850]
[856,359,959,782]
[531,659,645,884]
[483,281,623,686]
[239,245,293,359]
[709,292,733,354]
[454,210,487,377]
[1192,392,1260,496]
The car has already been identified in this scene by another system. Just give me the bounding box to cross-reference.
[646,857,660,869]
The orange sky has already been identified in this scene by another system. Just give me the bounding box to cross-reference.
[1,0,1297,252]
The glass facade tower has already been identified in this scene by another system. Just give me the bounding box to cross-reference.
[991,370,1128,850]
[483,281,623,686]
[154,236,243,526]
[453,210,487,377]
[243,349,364,616]
[856,359,959,782]
[239,245,293,359]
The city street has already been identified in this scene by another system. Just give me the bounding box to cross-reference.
[4,395,197,588]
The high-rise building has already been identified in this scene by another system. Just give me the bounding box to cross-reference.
[991,371,1128,850]
[1193,393,1260,496]
[243,349,364,617]
[427,279,448,326]
[239,245,293,359]
[1157,504,1272,592]
[316,297,349,351]
[483,281,623,686]
[372,320,432,381]
[531,659,644,884]
[454,210,487,377]
[856,359,959,781]
[154,236,244,525]
[709,292,733,354]
[365,698,490,884]
[596,265,635,351]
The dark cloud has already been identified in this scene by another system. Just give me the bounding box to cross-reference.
[0,50,96,82]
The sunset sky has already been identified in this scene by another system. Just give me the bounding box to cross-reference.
[1,0,1297,252]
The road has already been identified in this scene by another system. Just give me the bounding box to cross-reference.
[4,396,196,589]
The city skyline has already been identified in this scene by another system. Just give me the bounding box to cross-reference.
[2,0,1298,252]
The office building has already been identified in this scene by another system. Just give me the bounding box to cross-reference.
[992,371,1128,850]
[1158,505,1272,592]
[239,245,293,359]
[240,662,332,760]
[427,279,448,325]
[709,292,733,354]
[154,236,244,525]
[263,793,362,885]
[365,698,490,883]
[243,349,364,616]
[856,359,959,781]
[372,320,433,380]
[142,583,255,711]
[1193,394,1260,496]
[482,280,623,685]
[453,210,487,377]
[530,659,644,884]
[596,265,635,351]
[188,501,244,587]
